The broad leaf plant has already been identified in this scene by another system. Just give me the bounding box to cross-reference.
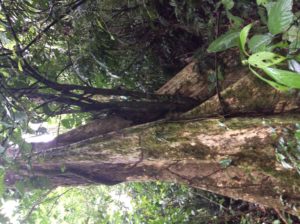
[208,0,300,91]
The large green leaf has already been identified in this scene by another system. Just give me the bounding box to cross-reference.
[262,67,300,89]
[239,24,252,56]
[249,66,289,91]
[264,2,276,15]
[267,0,294,35]
[248,52,286,68]
[248,34,273,53]
[207,31,240,53]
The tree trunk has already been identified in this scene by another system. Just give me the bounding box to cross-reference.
[8,115,300,216]
[31,115,132,151]
[5,63,300,217]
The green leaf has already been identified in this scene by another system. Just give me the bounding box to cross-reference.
[61,119,74,129]
[97,19,104,29]
[248,52,286,68]
[0,68,9,78]
[283,25,300,42]
[18,60,23,72]
[289,40,300,53]
[248,34,273,53]
[0,33,16,50]
[219,158,232,168]
[207,30,240,53]
[267,0,294,35]
[222,0,234,10]
[256,0,270,6]
[249,66,289,91]
[15,181,28,193]
[266,41,289,51]
[262,67,300,89]
[14,111,27,123]
[0,121,14,128]
[226,11,244,28]
[264,2,276,15]
[239,24,252,56]
[295,130,300,140]
[42,104,52,115]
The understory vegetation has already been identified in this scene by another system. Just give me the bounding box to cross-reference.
[4,182,295,224]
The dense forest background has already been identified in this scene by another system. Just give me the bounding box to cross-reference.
[0,0,300,223]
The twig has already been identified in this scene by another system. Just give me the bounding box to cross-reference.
[22,188,55,222]
[274,208,289,224]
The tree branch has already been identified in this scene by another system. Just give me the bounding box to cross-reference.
[21,0,89,53]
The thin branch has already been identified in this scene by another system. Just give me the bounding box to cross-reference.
[21,59,196,104]
[22,188,55,222]
[22,91,190,113]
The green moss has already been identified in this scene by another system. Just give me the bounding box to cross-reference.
[138,123,212,159]
[260,166,300,187]
[235,147,300,189]
[179,143,210,159]
[223,116,300,130]
[225,86,250,102]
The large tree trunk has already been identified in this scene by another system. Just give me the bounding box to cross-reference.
[7,115,300,216]
[6,64,300,217]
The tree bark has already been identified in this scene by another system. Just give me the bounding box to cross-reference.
[8,115,300,216]
[5,63,300,217]
[32,115,132,151]
[156,51,243,102]
[184,73,300,118]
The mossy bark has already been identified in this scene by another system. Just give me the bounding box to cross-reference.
[156,59,244,103]
[184,73,300,118]
[7,63,300,217]
[9,115,300,216]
